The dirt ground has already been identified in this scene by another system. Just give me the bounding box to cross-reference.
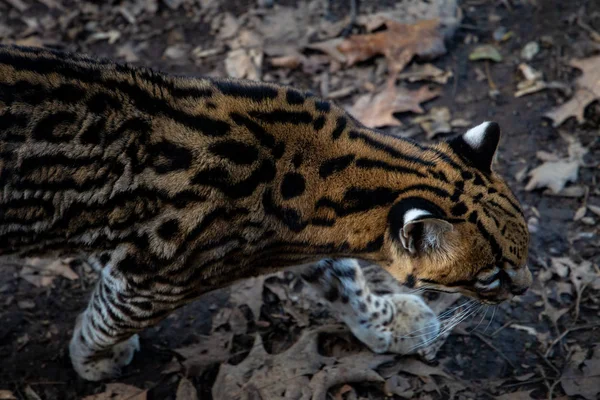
[1,0,600,399]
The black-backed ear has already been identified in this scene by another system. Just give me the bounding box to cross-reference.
[389,198,453,256]
[448,121,501,173]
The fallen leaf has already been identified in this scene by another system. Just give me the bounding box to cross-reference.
[23,386,41,400]
[333,384,355,400]
[82,384,147,400]
[349,83,440,128]
[545,56,600,126]
[520,42,539,60]
[163,44,190,61]
[176,377,198,400]
[550,257,600,292]
[561,345,600,400]
[524,160,579,193]
[116,43,140,62]
[469,45,502,62]
[495,390,534,400]
[0,390,16,400]
[573,206,587,221]
[169,331,234,376]
[19,258,78,288]
[225,30,263,80]
[383,375,414,398]
[18,300,35,310]
[309,19,447,76]
[397,63,453,84]
[412,106,452,139]
[588,204,600,217]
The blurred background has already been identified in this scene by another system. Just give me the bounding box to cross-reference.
[0,0,599,399]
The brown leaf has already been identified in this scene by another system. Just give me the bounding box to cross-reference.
[176,377,198,400]
[333,384,355,400]
[561,345,600,400]
[495,390,534,400]
[309,19,446,76]
[169,331,234,376]
[397,63,453,84]
[23,386,41,400]
[545,56,600,126]
[349,84,440,128]
[524,160,579,193]
[81,384,147,400]
[0,390,16,400]
[412,106,452,139]
[19,257,78,288]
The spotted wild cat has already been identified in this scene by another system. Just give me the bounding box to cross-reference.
[0,45,531,381]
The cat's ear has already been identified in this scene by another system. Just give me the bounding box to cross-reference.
[448,121,500,173]
[399,209,453,255]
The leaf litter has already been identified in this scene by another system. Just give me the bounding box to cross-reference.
[1,1,599,399]
[545,55,600,126]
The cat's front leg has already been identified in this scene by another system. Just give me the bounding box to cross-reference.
[301,259,440,357]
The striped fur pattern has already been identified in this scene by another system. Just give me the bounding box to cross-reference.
[0,45,531,380]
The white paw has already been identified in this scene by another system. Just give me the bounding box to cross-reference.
[70,318,140,381]
[385,294,441,359]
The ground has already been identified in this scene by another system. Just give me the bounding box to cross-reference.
[0,0,600,399]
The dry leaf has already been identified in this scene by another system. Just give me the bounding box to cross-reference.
[550,257,600,292]
[212,325,396,400]
[19,258,78,288]
[588,204,600,217]
[0,391,16,400]
[169,331,233,376]
[23,386,41,400]
[524,160,579,193]
[469,45,502,62]
[163,44,190,61]
[574,206,587,221]
[495,390,534,400]
[412,106,452,139]
[225,30,263,80]
[82,384,147,400]
[309,19,446,76]
[545,56,600,126]
[397,63,453,84]
[333,384,355,400]
[225,48,262,80]
[561,345,600,400]
[349,84,440,128]
[176,377,198,400]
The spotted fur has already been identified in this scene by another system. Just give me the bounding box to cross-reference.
[0,45,531,380]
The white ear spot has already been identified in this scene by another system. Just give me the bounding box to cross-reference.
[463,121,491,149]
[403,209,431,225]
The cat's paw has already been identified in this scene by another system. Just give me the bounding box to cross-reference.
[69,317,140,381]
[385,294,441,359]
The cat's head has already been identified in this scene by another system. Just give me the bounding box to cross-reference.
[386,122,531,304]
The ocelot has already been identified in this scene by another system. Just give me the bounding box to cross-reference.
[0,45,531,381]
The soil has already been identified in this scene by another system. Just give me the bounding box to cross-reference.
[1,0,599,399]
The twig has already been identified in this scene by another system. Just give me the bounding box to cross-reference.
[573,282,588,323]
[2,0,28,12]
[536,350,560,376]
[544,323,600,358]
[577,18,600,43]
[472,332,516,369]
[547,379,561,400]
[485,61,497,92]
[502,377,545,388]
[491,319,514,337]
